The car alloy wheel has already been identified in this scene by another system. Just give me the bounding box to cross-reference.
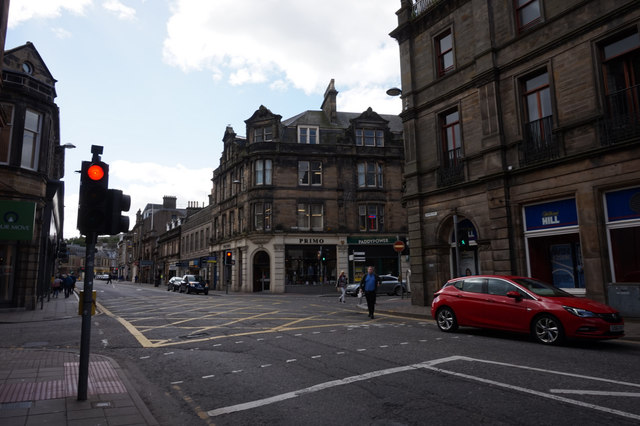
[436,307,458,332]
[532,314,564,345]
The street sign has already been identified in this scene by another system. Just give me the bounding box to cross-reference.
[393,240,405,252]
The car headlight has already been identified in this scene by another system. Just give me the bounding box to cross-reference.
[563,306,597,318]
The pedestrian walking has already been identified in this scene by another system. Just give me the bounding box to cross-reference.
[62,274,73,298]
[359,266,381,319]
[107,274,112,284]
[336,271,347,303]
[52,275,62,298]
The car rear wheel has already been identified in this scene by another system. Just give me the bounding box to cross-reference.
[436,306,458,332]
[532,314,564,345]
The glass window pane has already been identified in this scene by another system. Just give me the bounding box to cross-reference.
[357,163,365,186]
[299,161,309,185]
[604,33,640,60]
[309,128,317,144]
[265,159,272,184]
[519,1,540,27]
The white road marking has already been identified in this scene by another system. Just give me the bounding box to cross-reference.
[286,359,296,363]
[202,375,215,379]
[164,352,174,355]
[139,356,150,360]
[207,355,640,421]
[311,355,321,359]
[171,381,183,385]
[261,364,272,368]
[550,390,640,397]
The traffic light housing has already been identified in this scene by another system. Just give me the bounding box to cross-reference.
[77,160,109,235]
[224,250,233,265]
[458,238,468,250]
[105,189,131,235]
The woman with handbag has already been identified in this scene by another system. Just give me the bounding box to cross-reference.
[336,271,348,303]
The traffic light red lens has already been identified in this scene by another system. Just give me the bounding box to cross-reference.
[87,164,105,181]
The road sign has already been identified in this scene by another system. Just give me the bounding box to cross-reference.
[393,240,405,252]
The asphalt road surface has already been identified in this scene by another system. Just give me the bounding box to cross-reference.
[40,281,640,425]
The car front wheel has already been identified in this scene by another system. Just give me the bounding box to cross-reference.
[532,314,564,345]
[436,306,458,332]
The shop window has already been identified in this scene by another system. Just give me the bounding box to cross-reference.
[0,104,14,164]
[297,203,323,231]
[21,109,42,170]
[435,28,454,76]
[298,126,318,144]
[359,204,384,232]
[357,162,383,188]
[605,187,640,282]
[355,128,384,147]
[298,160,322,186]
[515,0,541,32]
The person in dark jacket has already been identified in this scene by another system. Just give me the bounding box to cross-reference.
[359,266,381,319]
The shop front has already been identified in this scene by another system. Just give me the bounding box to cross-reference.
[523,198,585,291]
[347,236,407,283]
[284,237,337,286]
[605,186,640,283]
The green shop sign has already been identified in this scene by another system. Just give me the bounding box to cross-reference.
[347,236,396,245]
[0,200,36,241]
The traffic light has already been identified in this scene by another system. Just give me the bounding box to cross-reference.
[57,240,69,262]
[224,250,233,265]
[105,189,131,235]
[77,160,109,235]
[458,238,468,250]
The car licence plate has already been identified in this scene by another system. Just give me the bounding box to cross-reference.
[610,324,624,332]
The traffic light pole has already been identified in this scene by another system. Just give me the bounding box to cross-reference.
[77,231,97,401]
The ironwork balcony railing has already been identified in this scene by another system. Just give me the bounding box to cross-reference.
[599,85,640,146]
[413,0,444,17]
[438,147,465,187]
[519,116,559,166]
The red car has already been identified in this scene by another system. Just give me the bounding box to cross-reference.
[431,275,624,345]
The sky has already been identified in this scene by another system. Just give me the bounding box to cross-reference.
[6,0,403,238]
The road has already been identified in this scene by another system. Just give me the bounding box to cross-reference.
[57,282,640,424]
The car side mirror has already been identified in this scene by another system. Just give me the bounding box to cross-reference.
[507,290,523,301]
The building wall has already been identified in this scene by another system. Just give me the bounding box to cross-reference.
[392,0,640,306]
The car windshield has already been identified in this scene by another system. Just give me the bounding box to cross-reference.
[512,278,572,297]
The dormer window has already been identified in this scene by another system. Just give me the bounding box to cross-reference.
[254,126,273,142]
[298,126,318,144]
[355,128,384,147]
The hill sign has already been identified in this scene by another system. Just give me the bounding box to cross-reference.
[393,240,405,252]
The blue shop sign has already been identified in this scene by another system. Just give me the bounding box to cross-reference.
[606,187,640,222]
[524,198,578,232]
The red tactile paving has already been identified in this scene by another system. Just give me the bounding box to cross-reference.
[0,360,125,403]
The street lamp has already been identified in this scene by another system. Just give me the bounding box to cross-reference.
[386,87,402,97]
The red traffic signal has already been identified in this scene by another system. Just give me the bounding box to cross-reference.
[224,251,233,265]
[77,160,109,235]
[86,164,105,181]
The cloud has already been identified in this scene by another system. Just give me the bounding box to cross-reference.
[102,0,136,21]
[64,161,212,238]
[8,0,93,28]
[162,0,401,108]
[52,27,72,39]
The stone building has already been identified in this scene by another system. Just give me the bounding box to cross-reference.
[390,0,640,308]
[128,196,187,284]
[203,80,406,293]
[0,42,70,308]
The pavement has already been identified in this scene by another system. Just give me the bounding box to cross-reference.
[0,291,159,426]
[0,288,637,426]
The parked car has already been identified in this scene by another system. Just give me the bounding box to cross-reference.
[179,275,208,295]
[167,276,182,292]
[95,274,110,280]
[346,274,408,296]
[431,275,624,345]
